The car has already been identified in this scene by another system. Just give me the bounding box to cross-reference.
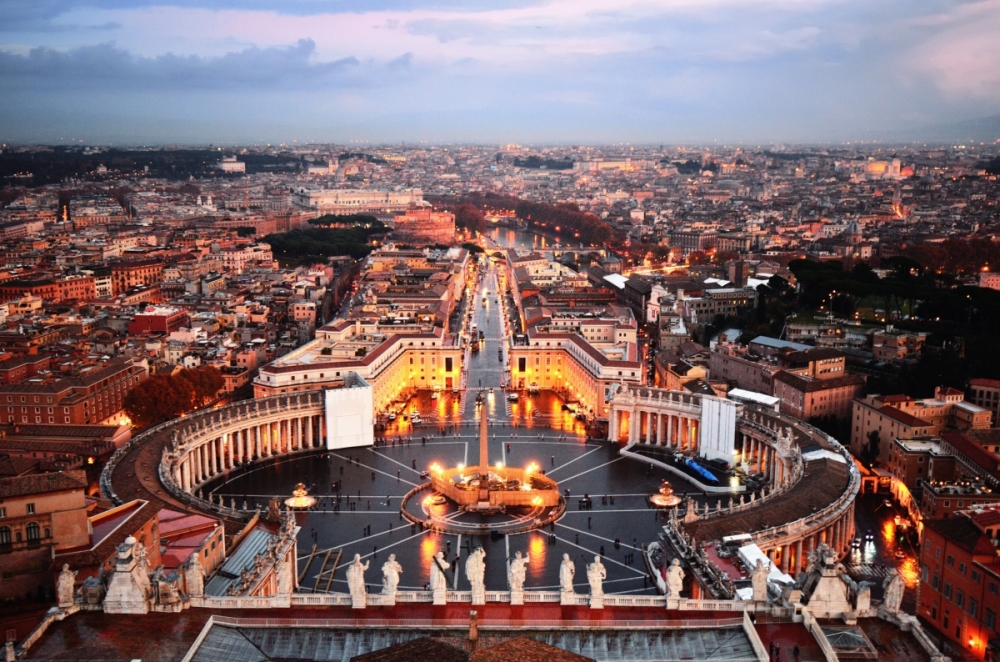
[851,537,861,548]
[387,413,396,422]
[894,550,906,560]
[411,414,422,424]
[507,392,519,402]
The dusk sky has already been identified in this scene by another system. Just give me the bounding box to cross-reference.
[2,0,999,144]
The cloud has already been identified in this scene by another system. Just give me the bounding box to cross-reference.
[0,39,385,90]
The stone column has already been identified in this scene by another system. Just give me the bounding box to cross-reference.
[307,416,315,448]
[227,432,234,469]
[209,438,217,477]
[645,411,653,444]
[181,460,189,491]
[297,417,303,451]
[781,544,790,575]
[656,413,664,446]
[255,425,262,458]
[264,423,272,456]
[795,539,804,575]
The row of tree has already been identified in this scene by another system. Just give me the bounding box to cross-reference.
[264,220,385,265]
[124,366,225,428]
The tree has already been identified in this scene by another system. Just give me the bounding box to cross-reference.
[454,204,486,234]
[124,367,224,428]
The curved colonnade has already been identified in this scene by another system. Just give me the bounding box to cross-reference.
[102,392,328,521]
[610,386,859,577]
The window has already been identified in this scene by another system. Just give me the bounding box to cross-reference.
[959,562,967,574]
[0,527,10,546]
[968,598,978,618]
[989,582,998,595]
[955,590,964,608]
[986,609,996,630]
[26,503,35,515]
[25,522,40,541]
[946,554,954,566]
[943,583,952,599]
[972,570,981,583]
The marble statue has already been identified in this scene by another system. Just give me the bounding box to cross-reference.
[882,568,905,615]
[57,563,77,609]
[587,556,606,608]
[559,553,576,594]
[430,551,451,604]
[508,551,529,591]
[346,553,369,609]
[466,547,486,605]
[751,559,768,602]
[381,554,403,597]
[666,558,685,598]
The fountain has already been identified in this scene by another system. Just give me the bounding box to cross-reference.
[649,480,682,508]
[417,411,563,532]
[284,483,317,510]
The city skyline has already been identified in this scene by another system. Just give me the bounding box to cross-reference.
[3,0,1000,144]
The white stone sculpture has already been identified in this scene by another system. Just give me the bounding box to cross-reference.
[430,551,451,605]
[57,563,77,609]
[466,547,486,606]
[346,553,369,609]
[882,568,905,615]
[587,555,607,609]
[666,558,685,599]
[751,559,768,602]
[185,552,204,598]
[381,554,403,599]
[559,553,576,596]
[508,551,530,605]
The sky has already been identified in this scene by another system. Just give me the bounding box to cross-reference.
[1,0,1000,144]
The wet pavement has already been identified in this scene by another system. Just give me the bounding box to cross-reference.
[206,261,710,596]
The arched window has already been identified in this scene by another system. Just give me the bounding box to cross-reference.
[0,526,10,546]
[26,522,40,541]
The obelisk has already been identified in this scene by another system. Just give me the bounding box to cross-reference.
[479,407,489,479]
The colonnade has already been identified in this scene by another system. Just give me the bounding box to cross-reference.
[613,408,699,452]
[172,411,325,492]
[762,505,856,576]
[738,430,789,486]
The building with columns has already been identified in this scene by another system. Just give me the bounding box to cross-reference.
[608,384,859,579]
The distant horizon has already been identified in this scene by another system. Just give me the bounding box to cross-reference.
[3,1,1000,146]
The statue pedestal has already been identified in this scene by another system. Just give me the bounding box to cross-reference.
[560,591,575,606]
[666,597,682,610]
[433,588,447,606]
[471,589,486,606]
[351,594,367,609]
[510,589,524,606]
[589,595,604,609]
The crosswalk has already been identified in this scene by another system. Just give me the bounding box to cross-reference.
[844,564,896,580]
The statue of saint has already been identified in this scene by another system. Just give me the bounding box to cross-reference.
[466,547,486,604]
[587,555,606,598]
[381,554,403,596]
[559,553,576,594]
[346,553,369,606]
[508,551,529,593]
[57,563,78,609]
[666,558,685,598]
[882,568,905,615]
[430,551,451,592]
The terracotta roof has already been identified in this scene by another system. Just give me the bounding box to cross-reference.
[772,371,865,393]
[922,516,994,555]
[877,405,930,428]
[970,378,1000,389]
[0,469,87,498]
[471,636,595,662]
[351,636,469,662]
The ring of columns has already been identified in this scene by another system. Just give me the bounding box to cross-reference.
[144,392,328,518]
[609,386,859,577]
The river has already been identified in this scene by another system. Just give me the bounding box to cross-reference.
[486,226,556,251]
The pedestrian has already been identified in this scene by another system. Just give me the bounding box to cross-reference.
[600,545,605,556]
[588,516,592,529]
[551,455,555,465]
[793,645,799,660]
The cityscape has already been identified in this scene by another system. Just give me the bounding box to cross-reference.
[3,2,1000,662]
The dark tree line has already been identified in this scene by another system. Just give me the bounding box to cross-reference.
[124,367,225,428]
[264,221,385,265]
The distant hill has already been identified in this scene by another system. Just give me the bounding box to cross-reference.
[880,114,1000,144]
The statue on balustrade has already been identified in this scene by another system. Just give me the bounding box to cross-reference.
[587,555,606,599]
[559,553,576,595]
[430,551,451,592]
[666,558,685,598]
[347,554,369,608]
[508,551,529,594]
[882,568,904,615]
[57,564,77,609]
[381,554,403,597]
[466,547,486,605]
